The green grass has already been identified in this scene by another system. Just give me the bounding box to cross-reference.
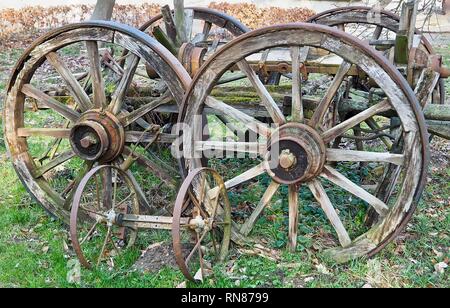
[0,46,449,289]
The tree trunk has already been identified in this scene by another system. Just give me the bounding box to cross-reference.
[91,0,116,21]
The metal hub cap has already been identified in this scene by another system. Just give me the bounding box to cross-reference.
[266,123,326,185]
[70,110,125,162]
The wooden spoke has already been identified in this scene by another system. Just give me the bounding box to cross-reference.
[86,41,107,108]
[80,221,99,246]
[205,97,272,137]
[184,9,194,43]
[208,163,266,199]
[290,46,305,122]
[160,5,178,45]
[307,179,352,248]
[63,161,94,210]
[97,226,112,266]
[46,52,92,112]
[310,60,352,128]
[321,100,391,143]
[372,25,383,40]
[288,184,299,252]
[125,131,176,144]
[326,149,404,166]
[123,169,152,211]
[240,181,280,236]
[120,93,172,127]
[101,167,113,209]
[109,54,140,114]
[21,84,80,122]
[237,60,286,124]
[365,117,393,150]
[321,166,389,216]
[200,21,212,42]
[195,141,267,155]
[185,229,209,266]
[17,128,70,139]
[35,150,76,178]
[122,147,176,188]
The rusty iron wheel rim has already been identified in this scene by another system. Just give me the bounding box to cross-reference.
[179,23,429,261]
[172,168,232,282]
[70,165,140,269]
[139,7,249,38]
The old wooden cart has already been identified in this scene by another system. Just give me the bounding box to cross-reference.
[3,1,450,280]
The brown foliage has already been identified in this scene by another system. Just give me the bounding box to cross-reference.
[209,2,316,29]
[0,2,315,50]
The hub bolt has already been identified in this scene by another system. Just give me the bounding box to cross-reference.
[80,133,99,148]
[279,149,296,170]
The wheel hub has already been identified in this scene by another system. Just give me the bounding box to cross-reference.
[70,110,125,162]
[266,123,326,185]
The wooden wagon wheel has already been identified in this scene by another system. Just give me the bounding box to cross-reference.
[138,7,249,78]
[178,24,429,262]
[307,6,446,105]
[70,165,139,269]
[3,21,191,223]
[172,168,232,282]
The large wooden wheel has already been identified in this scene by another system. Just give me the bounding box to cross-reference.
[178,24,429,262]
[138,7,249,77]
[3,21,191,223]
[307,6,446,105]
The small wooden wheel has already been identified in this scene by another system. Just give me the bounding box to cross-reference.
[70,165,139,269]
[307,6,446,105]
[179,24,429,262]
[172,168,232,282]
[4,21,191,223]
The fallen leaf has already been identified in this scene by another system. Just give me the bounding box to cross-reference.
[434,262,448,275]
[304,277,314,283]
[315,264,331,275]
[433,248,444,259]
[176,281,187,288]
[41,246,49,254]
[66,259,81,285]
